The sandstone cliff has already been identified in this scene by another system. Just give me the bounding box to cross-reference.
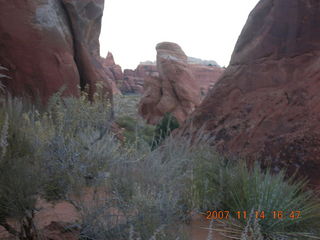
[183,0,320,186]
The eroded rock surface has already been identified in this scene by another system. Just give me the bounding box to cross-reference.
[0,0,112,101]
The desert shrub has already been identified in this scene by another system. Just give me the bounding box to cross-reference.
[113,94,141,118]
[114,94,155,147]
[191,143,229,210]
[35,91,118,200]
[192,150,320,239]
[0,157,39,220]
[151,113,179,150]
[0,108,40,239]
[116,115,155,147]
[0,90,121,237]
[70,134,192,240]
[0,158,40,240]
[224,163,320,239]
[76,135,195,240]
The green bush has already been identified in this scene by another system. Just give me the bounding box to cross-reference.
[151,113,179,150]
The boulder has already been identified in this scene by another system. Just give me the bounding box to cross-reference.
[139,42,201,124]
[183,0,320,187]
[0,0,113,102]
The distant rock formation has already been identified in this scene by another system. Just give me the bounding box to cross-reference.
[121,64,158,94]
[187,57,220,67]
[0,0,113,101]
[101,52,123,81]
[139,42,201,124]
[103,54,224,96]
[100,52,122,94]
[182,0,320,187]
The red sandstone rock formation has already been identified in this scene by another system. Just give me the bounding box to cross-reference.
[121,61,224,96]
[100,52,122,94]
[183,0,320,186]
[139,42,201,124]
[101,52,123,81]
[121,64,158,94]
[190,65,224,97]
[0,0,113,102]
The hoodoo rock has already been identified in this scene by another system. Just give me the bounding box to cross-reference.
[183,0,320,186]
[0,0,113,102]
[139,42,201,124]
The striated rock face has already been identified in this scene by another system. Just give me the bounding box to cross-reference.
[139,42,201,124]
[183,0,320,186]
[0,0,112,102]
[121,64,158,94]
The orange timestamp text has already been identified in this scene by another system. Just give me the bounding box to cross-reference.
[205,210,301,220]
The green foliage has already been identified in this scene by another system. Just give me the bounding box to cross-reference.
[191,150,320,239]
[0,157,39,222]
[151,113,180,150]
[116,115,155,146]
[114,94,155,147]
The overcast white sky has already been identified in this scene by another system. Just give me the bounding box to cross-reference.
[99,0,259,69]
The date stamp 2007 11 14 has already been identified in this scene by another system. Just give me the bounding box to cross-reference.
[205,210,301,220]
